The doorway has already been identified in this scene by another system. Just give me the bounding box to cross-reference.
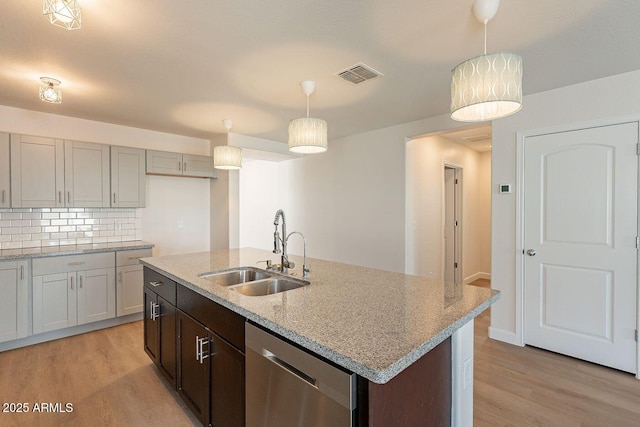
[444,165,462,284]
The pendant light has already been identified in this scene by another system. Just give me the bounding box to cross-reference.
[288,81,327,154]
[43,0,82,30]
[450,0,522,122]
[39,77,62,104]
[214,119,242,170]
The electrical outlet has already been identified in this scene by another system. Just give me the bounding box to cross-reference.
[177,220,184,229]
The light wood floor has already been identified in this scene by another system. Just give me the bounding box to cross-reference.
[470,278,640,427]
[1,283,640,426]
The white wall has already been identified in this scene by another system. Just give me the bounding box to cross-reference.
[405,135,490,282]
[0,105,212,256]
[236,117,475,273]
[490,69,640,343]
[477,151,492,275]
[238,160,282,251]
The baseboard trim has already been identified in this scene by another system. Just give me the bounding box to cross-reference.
[0,313,143,352]
[488,327,523,346]
[464,272,491,284]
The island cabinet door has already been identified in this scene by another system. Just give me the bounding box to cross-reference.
[177,311,209,426]
[143,286,159,364]
[209,331,245,427]
[158,296,177,388]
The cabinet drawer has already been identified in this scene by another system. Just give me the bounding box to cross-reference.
[177,284,245,352]
[143,267,177,305]
[116,248,152,266]
[33,252,115,276]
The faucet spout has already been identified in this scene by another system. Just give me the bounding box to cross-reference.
[286,231,310,279]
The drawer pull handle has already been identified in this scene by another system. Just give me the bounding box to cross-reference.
[58,191,62,204]
[79,275,83,288]
[149,281,162,287]
[1,189,5,204]
[67,191,71,204]
[113,193,116,204]
[128,257,141,261]
[68,261,85,266]
[20,265,24,280]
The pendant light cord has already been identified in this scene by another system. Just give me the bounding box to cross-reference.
[483,21,487,55]
[306,94,310,118]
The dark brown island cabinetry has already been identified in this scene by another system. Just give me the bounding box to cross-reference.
[143,267,245,427]
[143,268,177,388]
[143,266,452,427]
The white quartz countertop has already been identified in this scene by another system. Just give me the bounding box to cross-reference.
[0,240,154,260]
[140,248,499,384]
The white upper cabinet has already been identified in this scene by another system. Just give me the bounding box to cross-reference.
[64,140,110,207]
[147,150,216,178]
[0,133,10,208]
[111,146,146,207]
[182,154,216,178]
[146,150,182,175]
[10,134,64,208]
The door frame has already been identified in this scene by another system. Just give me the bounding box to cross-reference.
[442,162,463,284]
[515,114,640,378]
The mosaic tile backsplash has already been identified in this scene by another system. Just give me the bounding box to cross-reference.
[0,208,142,249]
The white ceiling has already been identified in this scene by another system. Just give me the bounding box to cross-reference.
[1,1,639,143]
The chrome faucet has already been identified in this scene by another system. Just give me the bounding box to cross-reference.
[286,231,310,279]
[273,209,293,273]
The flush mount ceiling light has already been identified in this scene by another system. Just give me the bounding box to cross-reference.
[288,81,327,154]
[39,77,62,104]
[214,119,242,170]
[450,0,522,122]
[43,0,82,30]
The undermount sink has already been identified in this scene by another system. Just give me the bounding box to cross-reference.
[231,278,308,296]
[200,267,272,286]
[200,267,309,296]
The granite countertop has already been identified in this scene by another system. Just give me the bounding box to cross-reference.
[140,248,499,384]
[0,240,154,260]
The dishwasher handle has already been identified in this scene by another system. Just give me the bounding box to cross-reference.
[264,349,317,387]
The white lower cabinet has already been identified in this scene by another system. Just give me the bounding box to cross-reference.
[32,253,115,334]
[0,260,29,343]
[116,248,152,316]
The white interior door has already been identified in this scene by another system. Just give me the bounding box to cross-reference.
[524,122,638,373]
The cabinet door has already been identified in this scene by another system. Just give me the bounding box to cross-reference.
[64,140,110,207]
[0,260,28,343]
[10,134,64,208]
[111,146,146,207]
[0,133,10,208]
[117,264,144,316]
[182,154,215,178]
[210,332,245,427]
[177,312,209,425]
[143,286,159,364]
[158,295,177,387]
[33,272,77,333]
[146,150,183,175]
[77,268,116,325]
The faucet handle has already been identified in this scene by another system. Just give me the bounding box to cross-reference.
[257,260,272,268]
[286,261,295,269]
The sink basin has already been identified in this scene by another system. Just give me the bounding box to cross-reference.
[200,267,272,286]
[231,278,308,296]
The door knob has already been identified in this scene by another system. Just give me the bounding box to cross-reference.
[527,249,537,256]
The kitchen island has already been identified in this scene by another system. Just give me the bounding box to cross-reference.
[141,248,499,427]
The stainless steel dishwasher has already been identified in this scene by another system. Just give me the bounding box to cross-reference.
[245,323,357,427]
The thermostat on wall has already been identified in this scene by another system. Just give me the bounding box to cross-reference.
[499,184,512,193]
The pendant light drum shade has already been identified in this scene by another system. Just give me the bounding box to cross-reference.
[451,52,522,122]
[213,145,242,170]
[288,117,327,154]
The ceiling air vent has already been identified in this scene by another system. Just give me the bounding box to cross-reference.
[334,63,383,85]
